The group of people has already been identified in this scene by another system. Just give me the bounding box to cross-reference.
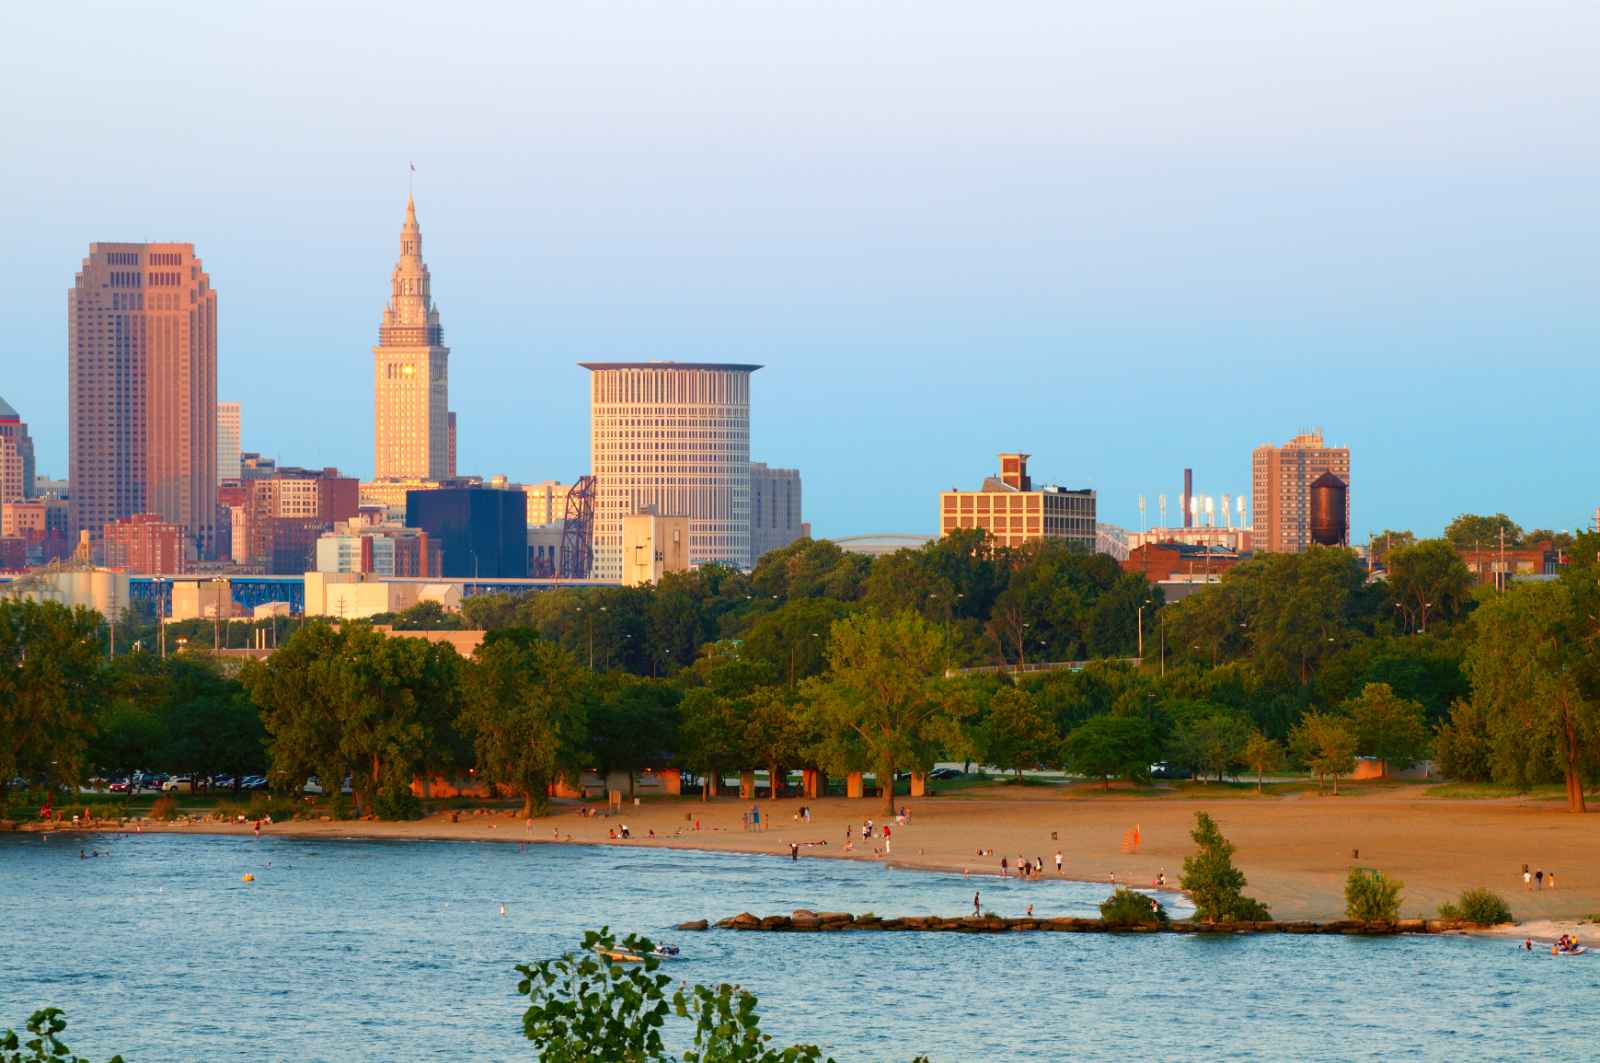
[1525,933,1583,954]
[1521,865,1557,890]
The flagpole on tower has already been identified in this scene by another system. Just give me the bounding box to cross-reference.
[409,161,415,198]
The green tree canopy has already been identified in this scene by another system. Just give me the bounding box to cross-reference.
[973,684,1057,777]
[0,600,105,790]
[461,636,588,816]
[802,610,969,813]
[1343,682,1429,777]
[1387,539,1473,634]
[1288,711,1358,793]
[1061,714,1155,789]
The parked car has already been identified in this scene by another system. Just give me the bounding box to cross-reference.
[928,767,964,780]
[1149,762,1192,781]
[303,777,325,795]
[210,775,235,790]
[163,775,194,792]
[107,779,130,793]
[240,775,269,792]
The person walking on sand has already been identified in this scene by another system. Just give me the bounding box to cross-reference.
[1524,869,1533,891]
[1536,869,1544,890]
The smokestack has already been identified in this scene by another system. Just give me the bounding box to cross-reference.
[1183,469,1193,529]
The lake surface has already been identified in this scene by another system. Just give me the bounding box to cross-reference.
[1,832,1594,1061]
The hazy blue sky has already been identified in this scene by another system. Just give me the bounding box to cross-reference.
[4,1,1597,540]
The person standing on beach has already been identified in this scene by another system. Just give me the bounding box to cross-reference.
[790,843,799,862]
[1536,869,1544,890]
[1549,872,1556,890]
[1524,869,1533,891]
[1000,856,1008,876]
[1055,851,1063,874]
[973,891,981,916]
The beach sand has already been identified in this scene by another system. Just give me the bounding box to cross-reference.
[77,782,1600,929]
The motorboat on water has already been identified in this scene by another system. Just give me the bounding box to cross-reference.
[593,943,682,964]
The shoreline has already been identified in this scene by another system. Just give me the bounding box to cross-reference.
[16,787,1600,931]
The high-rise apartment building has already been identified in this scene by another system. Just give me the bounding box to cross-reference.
[582,361,757,581]
[1250,430,1352,553]
[939,452,1097,552]
[373,197,450,481]
[750,463,804,562]
[69,243,218,554]
[0,395,35,502]
[217,401,241,484]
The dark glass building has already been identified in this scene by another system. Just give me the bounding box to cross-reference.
[405,486,528,578]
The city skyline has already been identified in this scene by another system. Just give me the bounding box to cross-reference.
[6,3,1599,541]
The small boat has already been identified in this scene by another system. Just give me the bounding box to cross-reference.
[593,944,682,964]
[1551,945,1587,956]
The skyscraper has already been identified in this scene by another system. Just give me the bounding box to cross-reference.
[0,395,35,501]
[217,401,241,484]
[582,361,757,580]
[69,243,218,555]
[750,462,804,561]
[373,196,450,481]
[1251,430,1351,553]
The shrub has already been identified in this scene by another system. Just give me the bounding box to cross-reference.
[1099,888,1170,928]
[1345,868,1403,922]
[327,794,354,820]
[373,787,422,821]
[148,795,178,822]
[1438,887,1512,926]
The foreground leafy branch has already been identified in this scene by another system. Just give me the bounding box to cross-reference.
[0,1009,122,1063]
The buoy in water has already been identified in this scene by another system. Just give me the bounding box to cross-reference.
[242,873,254,882]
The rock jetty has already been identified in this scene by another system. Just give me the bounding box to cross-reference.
[680,912,1473,935]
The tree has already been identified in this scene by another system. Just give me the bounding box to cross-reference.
[1241,731,1285,793]
[677,688,745,801]
[1387,540,1472,634]
[245,623,462,814]
[1166,708,1250,783]
[1444,513,1524,551]
[0,600,106,790]
[1288,712,1358,793]
[1344,868,1403,922]
[740,598,849,687]
[743,686,812,799]
[460,636,588,816]
[586,674,679,798]
[1343,682,1429,777]
[383,600,463,630]
[160,657,266,792]
[517,929,833,1062]
[802,610,969,814]
[1368,529,1417,568]
[1466,582,1598,812]
[1179,811,1270,922]
[1432,699,1493,782]
[1060,715,1155,790]
[973,685,1057,777]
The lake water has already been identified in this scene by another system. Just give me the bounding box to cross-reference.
[1,832,1594,1061]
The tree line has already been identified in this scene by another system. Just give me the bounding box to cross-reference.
[4,524,1598,815]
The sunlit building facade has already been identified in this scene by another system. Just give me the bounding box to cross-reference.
[582,361,756,581]
[373,196,450,481]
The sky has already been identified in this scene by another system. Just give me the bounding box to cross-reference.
[3,0,1597,541]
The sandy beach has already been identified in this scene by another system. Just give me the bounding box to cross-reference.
[65,782,1600,933]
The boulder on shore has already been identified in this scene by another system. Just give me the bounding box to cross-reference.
[676,919,709,931]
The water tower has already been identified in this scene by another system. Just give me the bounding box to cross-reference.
[1309,473,1348,546]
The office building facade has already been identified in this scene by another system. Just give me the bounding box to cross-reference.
[246,467,360,574]
[0,396,36,502]
[582,361,756,580]
[939,452,1096,552]
[750,462,804,562]
[1251,430,1352,553]
[69,243,218,554]
[406,486,527,578]
[373,196,450,481]
[217,401,241,484]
